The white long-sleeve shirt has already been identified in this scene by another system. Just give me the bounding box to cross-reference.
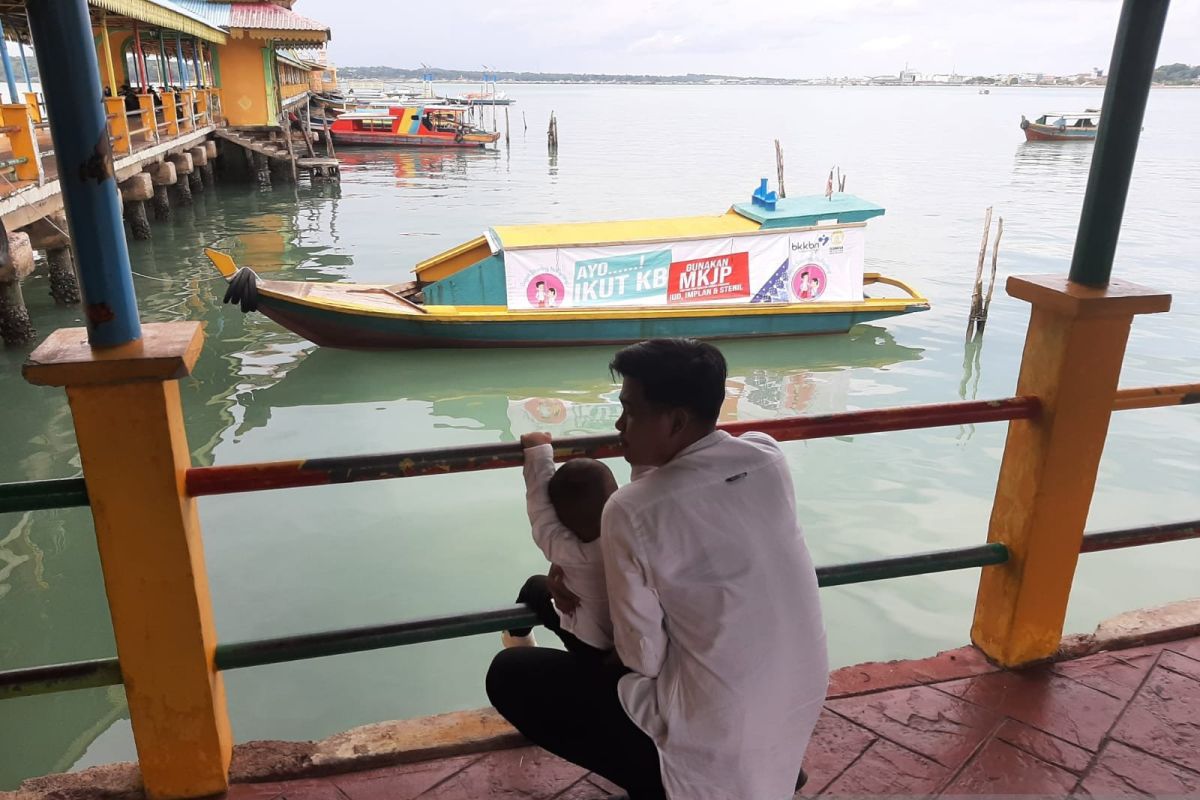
[524,444,613,650]
[601,430,828,800]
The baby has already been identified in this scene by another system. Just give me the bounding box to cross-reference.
[503,432,617,657]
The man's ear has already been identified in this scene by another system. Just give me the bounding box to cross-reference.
[668,407,690,436]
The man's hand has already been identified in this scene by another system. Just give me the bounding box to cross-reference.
[520,432,552,449]
[547,564,581,616]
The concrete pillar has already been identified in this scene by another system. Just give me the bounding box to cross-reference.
[0,277,34,344]
[120,174,154,241]
[47,246,82,305]
[188,146,207,194]
[24,213,79,305]
[168,152,194,206]
[253,152,271,188]
[124,201,151,240]
[149,162,176,222]
[0,230,36,344]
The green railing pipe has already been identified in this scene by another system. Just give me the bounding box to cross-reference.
[1068,0,1171,287]
[0,477,88,513]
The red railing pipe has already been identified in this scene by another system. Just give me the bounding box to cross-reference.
[185,396,1040,498]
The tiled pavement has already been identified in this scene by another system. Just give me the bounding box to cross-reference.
[223,635,1200,799]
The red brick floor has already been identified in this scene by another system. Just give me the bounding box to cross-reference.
[222,635,1200,799]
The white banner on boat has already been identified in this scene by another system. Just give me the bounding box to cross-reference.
[503,227,866,310]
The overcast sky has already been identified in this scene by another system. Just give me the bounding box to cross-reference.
[300,0,1199,78]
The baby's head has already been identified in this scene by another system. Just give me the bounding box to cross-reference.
[548,458,618,543]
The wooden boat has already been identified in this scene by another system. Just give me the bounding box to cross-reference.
[206,187,929,350]
[1020,109,1100,141]
[329,104,499,148]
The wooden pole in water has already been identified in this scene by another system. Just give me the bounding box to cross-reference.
[547,111,557,153]
[504,106,510,146]
[977,217,1004,334]
[302,103,317,159]
[774,139,786,199]
[968,206,993,335]
[523,110,527,131]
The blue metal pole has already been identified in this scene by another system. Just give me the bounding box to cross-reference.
[175,35,188,88]
[17,36,32,92]
[0,18,21,104]
[25,0,142,346]
[192,37,202,87]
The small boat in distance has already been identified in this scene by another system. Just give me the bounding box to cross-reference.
[1020,109,1101,141]
[446,90,516,106]
[206,186,929,350]
[330,105,500,148]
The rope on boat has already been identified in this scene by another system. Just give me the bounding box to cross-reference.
[223,266,260,312]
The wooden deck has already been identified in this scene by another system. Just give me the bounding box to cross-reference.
[210,634,1200,799]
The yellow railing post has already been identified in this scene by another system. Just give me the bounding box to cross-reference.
[162,91,179,137]
[179,89,194,133]
[23,91,41,124]
[0,103,43,183]
[195,90,209,126]
[971,276,1170,666]
[210,88,222,124]
[139,94,158,144]
[23,322,232,799]
[104,97,130,156]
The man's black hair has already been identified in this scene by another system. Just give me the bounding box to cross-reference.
[609,338,727,424]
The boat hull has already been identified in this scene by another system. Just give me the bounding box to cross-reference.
[1021,122,1097,142]
[331,131,496,148]
[256,294,927,349]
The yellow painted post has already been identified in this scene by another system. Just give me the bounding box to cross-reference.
[195,90,209,126]
[0,103,43,182]
[210,88,222,124]
[100,12,118,98]
[971,275,1171,666]
[161,91,179,137]
[179,89,193,132]
[23,322,232,799]
[104,96,130,155]
[138,94,158,144]
[23,91,41,123]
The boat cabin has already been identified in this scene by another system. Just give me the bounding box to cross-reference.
[1034,110,1100,128]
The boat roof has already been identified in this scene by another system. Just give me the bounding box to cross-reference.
[731,193,886,228]
[488,212,761,251]
[1041,110,1102,117]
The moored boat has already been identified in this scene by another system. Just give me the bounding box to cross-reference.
[207,185,929,350]
[446,91,516,106]
[1020,109,1101,141]
[330,104,499,148]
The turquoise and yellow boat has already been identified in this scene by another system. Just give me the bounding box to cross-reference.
[208,186,929,349]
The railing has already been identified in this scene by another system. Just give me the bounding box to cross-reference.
[1,381,1197,699]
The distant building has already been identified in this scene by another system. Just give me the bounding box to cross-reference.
[899,69,919,84]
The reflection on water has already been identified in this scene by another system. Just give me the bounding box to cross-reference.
[2,84,1199,789]
[228,327,921,442]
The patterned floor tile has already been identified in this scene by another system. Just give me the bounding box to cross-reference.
[941,738,1078,795]
[333,756,479,800]
[936,667,1124,751]
[1049,649,1157,700]
[1108,665,1200,772]
[991,718,1092,775]
[798,710,876,795]
[1078,741,1200,797]
[828,684,1001,768]
[821,739,950,796]
[1158,648,1200,682]
[416,746,587,799]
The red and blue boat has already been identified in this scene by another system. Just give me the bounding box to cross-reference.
[329,104,499,148]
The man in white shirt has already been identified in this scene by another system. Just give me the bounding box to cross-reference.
[487,338,828,800]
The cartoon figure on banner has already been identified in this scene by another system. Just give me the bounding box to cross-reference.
[527,273,565,308]
[792,263,828,301]
[523,397,568,425]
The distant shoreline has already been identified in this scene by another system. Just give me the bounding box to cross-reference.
[338,79,1196,89]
